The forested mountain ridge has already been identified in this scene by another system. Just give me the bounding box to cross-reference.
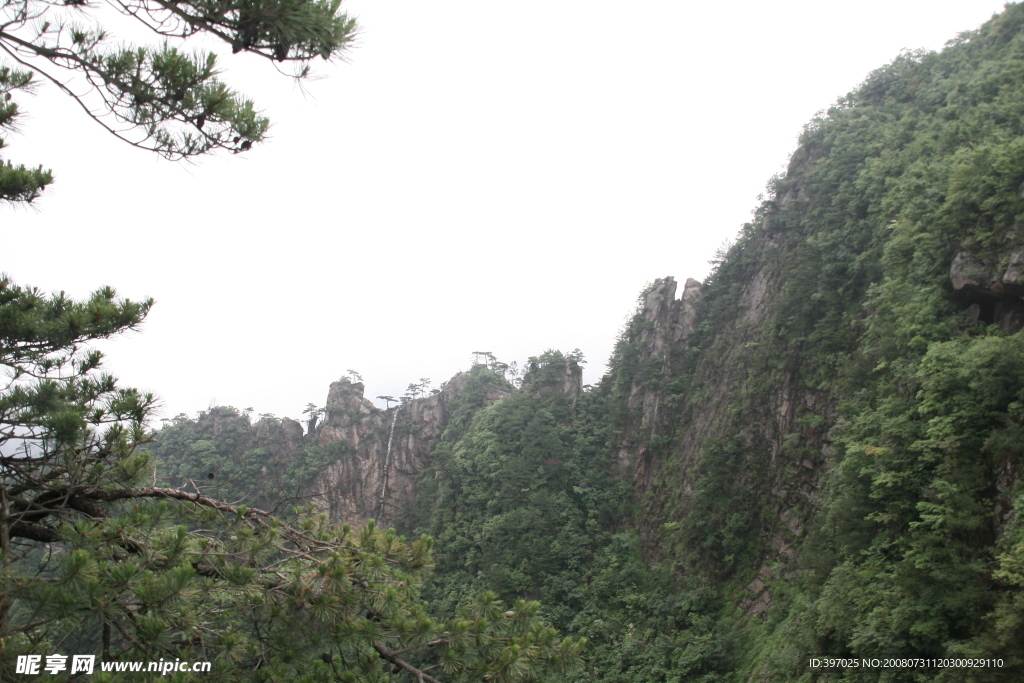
[606,4,1024,676]
[147,5,1024,681]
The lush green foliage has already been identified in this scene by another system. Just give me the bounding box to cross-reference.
[401,354,617,617]
[148,407,334,514]
[0,67,52,202]
[10,4,1024,681]
[628,6,1024,680]
[395,354,735,682]
[0,280,583,681]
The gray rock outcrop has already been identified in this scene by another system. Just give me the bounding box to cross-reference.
[950,246,1024,331]
[311,374,513,527]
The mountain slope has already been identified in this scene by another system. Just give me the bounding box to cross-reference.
[148,6,1024,681]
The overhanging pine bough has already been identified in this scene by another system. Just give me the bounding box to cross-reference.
[0,0,357,201]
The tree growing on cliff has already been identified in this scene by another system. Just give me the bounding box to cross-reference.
[0,274,584,680]
[404,379,432,400]
[471,351,495,367]
[302,402,324,433]
[0,0,358,203]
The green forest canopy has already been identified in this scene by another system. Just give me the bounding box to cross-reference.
[6,3,1024,682]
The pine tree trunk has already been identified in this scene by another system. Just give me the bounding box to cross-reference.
[0,485,10,641]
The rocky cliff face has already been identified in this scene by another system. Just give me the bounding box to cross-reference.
[608,159,841,618]
[252,415,305,482]
[950,241,1024,331]
[311,374,513,527]
[254,416,304,459]
[612,122,1024,635]
[614,276,703,479]
[618,270,830,617]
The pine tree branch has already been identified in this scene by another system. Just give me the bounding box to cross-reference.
[373,642,442,683]
[386,638,448,657]
[89,486,274,522]
[130,0,241,52]
[0,38,166,155]
[0,28,259,158]
[8,521,59,542]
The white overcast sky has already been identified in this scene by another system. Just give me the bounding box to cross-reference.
[3,1,1013,422]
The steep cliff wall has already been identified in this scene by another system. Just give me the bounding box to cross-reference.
[609,260,831,611]
[312,373,513,527]
[613,276,703,477]
[598,7,1024,677]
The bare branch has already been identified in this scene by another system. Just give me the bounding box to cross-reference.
[374,642,442,683]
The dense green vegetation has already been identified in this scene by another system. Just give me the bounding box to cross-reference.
[395,354,734,682]
[391,6,1024,681]
[8,4,1024,681]
[148,407,335,513]
[0,281,583,682]
[615,4,1024,680]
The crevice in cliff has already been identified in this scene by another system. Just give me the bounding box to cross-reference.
[375,406,402,521]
